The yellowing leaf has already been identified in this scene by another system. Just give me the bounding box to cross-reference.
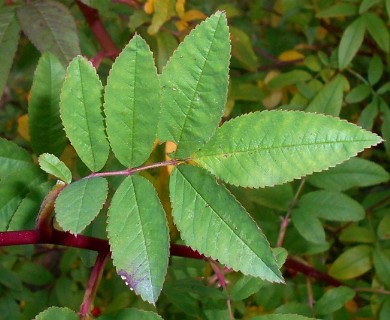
[17,114,30,141]
[176,0,185,18]
[175,20,187,31]
[278,50,304,62]
[144,0,154,14]
[183,10,206,22]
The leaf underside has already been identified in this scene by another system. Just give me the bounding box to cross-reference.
[0,8,20,96]
[158,11,230,158]
[170,165,283,283]
[16,0,80,65]
[193,110,382,188]
[107,175,169,304]
[105,35,160,168]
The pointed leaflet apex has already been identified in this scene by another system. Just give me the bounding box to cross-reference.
[60,56,109,172]
[193,110,382,188]
[170,165,284,283]
[104,35,160,168]
[107,175,169,304]
[158,11,231,158]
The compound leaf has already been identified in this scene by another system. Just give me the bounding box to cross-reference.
[29,53,67,157]
[158,11,230,158]
[170,165,283,283]
[107,175,169,304]
[307,157,389,191]
[60,56,109,172]
[38,153,72,184]
[363,12,390,53]
[0,7,20,96]
[17,0,80,65]
[193,111,382,188]
[105,35,160,168]
[338,17,365,70]
[55,177,108,234]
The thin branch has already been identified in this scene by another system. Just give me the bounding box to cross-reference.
[86,159,186,179]
[80,251,110,319]
[276,178,306,247]
[76,1,120,60]
[355,287,390,295]
[209,260,234,320]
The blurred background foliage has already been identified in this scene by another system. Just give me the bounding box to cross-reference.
[1,0,390,319]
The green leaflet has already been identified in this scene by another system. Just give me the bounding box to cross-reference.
[98,308,164,320]
[363,12,390,53]
[60,56,109,172]
[316,3,358,18]
[373,248,390,288]
[0,138,34,179]
[16,0,80,65]
[0,166,46,231]
[0,8,20,97]
[38,153,72,184]
[8,181,54,231]
[291,210,326,244]
[55,177,108,234]
[338,17,365,70]
[230,275,265,301]
[29,53,67,157]
[230,26,258,72]
[315,286,355,315]
[107,175,169,304]
[158,11,230,158]
[34,307,79,320]
[295,190,364,221]
[170,165,283,283]
[305,74,348,116]
[329,245,373,279]
[105,35,160,168]
[307,157,389,191]
[193,111,382,188]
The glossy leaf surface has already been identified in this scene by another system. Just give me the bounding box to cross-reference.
[17,0,80,64]
[105,35,160,167]
[193,111,382,188]
[29,53,67,156]
[38,153,72,184]
[55,177,108,234]
[107,175,169,304]
[170,165,283,283]
[158,11,230,157]
[60,56,109,172]
[0,8,20,96]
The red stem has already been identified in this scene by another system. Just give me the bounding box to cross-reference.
[76,1,120,60]
[80,251,110,319]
